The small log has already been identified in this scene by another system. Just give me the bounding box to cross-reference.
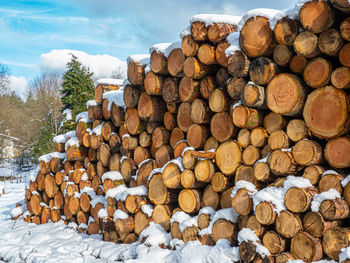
[167,48,185,77]
[254,162,272,183]
[273,16,299,45]
[44,174,58,198]
[304,211,339,239]
[163,77,180,103]
[249,57,279,85]
[276,210,303,238]
[183,56,210,79]
[303,85,350,139]
[68,196,80,216]
[182,150,196,170]
[325,136,350,168]
[285,187,318,213]
[331,66,350,90]
[162,162,182,189]
[90,133,103,151]
[319,173,344,193]
[242,145,260,166]
[239,241,258,262]
[240,16,275,57]
[340,17,350,41]
[241,83,265,109]
[123,84,140,109]
[216,67,229,87]
[115,215,134,234]
[191,21,207,41]
[286,119,309,142]
[30,194,42,216]
[204,136,219,151]
[264,113,286,135]
[318,28,344,56]
[299,0,334,33]
[209,88,228,113]
[181,169,205,188]
[144,71,163,96]
[255,201,276,225]
[198,43,216,65]
[152,126,169,149]
[150,50,167,75]
[266,73,305,116]
[134,211,150,235]
[227,50,250,78]
[191,99,211,124]
[120,157,136,182]
[182,35,198,57]
[227,77,247,100]
[250,127,268,148]
[163,112,176,131]
[293,31,320,58]
[292,139,323,166]
[166,102,178,113]
[198,213,211,230]
[291,232,323,262]
[138,92,165,122]
[201,184,219,210]
[195,159,215,183]
[127,60,146,85]
[302,165,325,185]
[232,105,262,129]
[303,57,332,88]
[174,140,188,158]
[149,172,177,205]
[177,102,193,132]
[220,186,234,209]
[41,206,51,224]
[80,192,91,213]
[136,159,156,186]
[320,198,350,220]
[210,112,234,143]
[237,129,251,148]
[125,108,145,135]
[247,215,266,238]
[262,231,286,254]
[215,140,242,175]
[125,194,147,214]
[95,83,119,103]
[152,204,171,231]
[179,76,199,102]
[183,226,199,243]
[212,219,236,244]
[171,221,183,240]
[273,44,294,67]
[232,187,253,216]
[208,23,237,43]
[178,189,201,214]
[50,157,63,174]
[91,176,102,192]
[211,172,232,192]
[268,150,297,175]
[289,55,308,74]
[170,128,184,149]
[133,146,150,167]
[187,124,208,149]
[155,145,173,168]
[199,75,216,100]
[215,41,230,67]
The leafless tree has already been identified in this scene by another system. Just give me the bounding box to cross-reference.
[0,63,9,95]
[111,64,127,79]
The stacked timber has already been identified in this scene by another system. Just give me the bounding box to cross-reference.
[17,0,350,261]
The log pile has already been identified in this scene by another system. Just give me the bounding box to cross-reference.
[17,0,350,262]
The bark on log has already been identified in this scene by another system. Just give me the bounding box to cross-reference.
[292,139,323,166]
[241,83,266,109]
[191,21,207,41]
[232,105,262,129]
[138,92,165,122]
[319,198,350,220]
[249,57,279,85]
[319,173,344,193]
[268,149,297,175]
[208,23,237,43]
[95,83,120,103]
[123,84,140,109]
[227,50,250,78]
[227,77,247,100]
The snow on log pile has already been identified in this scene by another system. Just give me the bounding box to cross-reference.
[17,0,350,262]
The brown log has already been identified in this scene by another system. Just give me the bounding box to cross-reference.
[96,161,108,178]
[254,162,273,183]
[149,172,175,205]
[227,50,250,78]
[250,127,268,148]
[72,168,85,185]
[125,108,145,135]
[169,128,184,150]
[171,221,183,240]
[177,102,193,132]
[90,133,103,151]
[150,50,167,75]
[215,41,230,67]
[101,122,115,142]
[125,194,147,214]
[302,165,325,185]
[79,192,91,213]
[182,150,196,170]
[179,76,199,102]
[144,71,163,96]
[255,201,276,225]
[88,221,99,235]
[93,104,103,120]
[242,145,260,166]
[303,211,338,239]
[128,60,146,85]
[50,158,63,174]
[325,136,350,168]
[286,119,309,142]
[123,84,140,109]
[183,226,199,243]
[178,189,201,214]
[212,219,236,244]
[191,21,207,41]
[204,137,219,151]
[292,139,323,166]
[289,54,308,74]
[285,187,318,213]
[241,83,265,109]
[51,208,60,223]
[183,57,208,79]
[232,188,253,216]
[54,142,65,153]
[44,174,58,198]
[249,57,279,85]
[215,140,242,175]
[108,153,120,172]
[30,193,42,216]
[239,241,258,262]
[40,160,50,175]
[95,83,120,103]
[303,57,332,88]
[319,173,344,193]
[275,253,295,263]
[209,112,234,143]
[120,157,136,182]
[181,169,204,189]
[163,112,176,131]
[155,145,173,168]
[268,150,296,175]
[115,215,134,234]
[162,162,182,189]
[91,176,101,192]
[273,44,293,67]
[174,141,188,158]
[191,99,211,124]
[220,186,234,209]
[266,73,305,116]
[98,143,111,167]
[182,35,199,57]
[276,210,303,238]
[274,17,299,46]
[109,133,121,153]
[262,231,286,254]
[138,132,150,149]
[247,215,266,238]
[138,92,165,122]
[168,48,185,77]
[330,0,350,12]
[232,105,262,129]
[197,213,211,230]
[264,113,286,135]
[211,172,231,192]
[299,0,334,33]
[208,23,237,43]
[68,196,80,216]
[291,232,323,262]
[322,228,350,260]
[134,211,150,235]
[227,77,247,100]
[187,124,208,149]
[209,88,228,113]
[201,185,219,210]
[152,126,169,149]
[331,66,350,90]
[341,17,350,41]
[152,204,171,231]
[194,159,214,183]
[198,44,216,65]
[162,78,180,104]
[136,159,156,186]
[41,206,51,224]
[320,198,350,220]
[199,75,216,99]
[133,147,150,167]
[319,28,344,57]
[240,16,275,58]
[293,31,320,58]
[237,129,251,148]
[303,85,350,139]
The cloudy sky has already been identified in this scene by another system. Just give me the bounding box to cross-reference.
[0,0,296,99]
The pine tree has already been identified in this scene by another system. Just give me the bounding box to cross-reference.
[61,54,94,130]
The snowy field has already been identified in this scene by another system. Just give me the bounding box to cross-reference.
[0,180,240,262]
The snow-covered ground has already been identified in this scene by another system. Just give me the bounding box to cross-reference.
[0,179,240,262]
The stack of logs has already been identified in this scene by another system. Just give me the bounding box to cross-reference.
[21,0,350,262]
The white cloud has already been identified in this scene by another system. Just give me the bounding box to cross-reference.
[39,49,127,80]
[8,76,29,100]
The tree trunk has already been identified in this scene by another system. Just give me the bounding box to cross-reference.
[204,136,219,151]
[152,126,169,149]
[136,159,156,186]
[134,211,150,235]
[220,186,234,209]
[320,198,349,220]
[255,201,276,225]
[181,169,205,188]
[268,149,296,175]
[247,215,266,238]
[319,173,344,194]
[138,92,166,122]
[174,140,188,158]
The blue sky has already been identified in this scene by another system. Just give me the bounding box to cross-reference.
[0,0,296,96]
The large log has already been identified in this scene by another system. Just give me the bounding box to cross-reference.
[291,231,323,262]
[182,35,199,57]
[293,31,320,58]
[276,210,303,238]
[274,16,299,46]
[227,50,250,78]
[325,136,350,168]
[303,85,350,139]
[178,189,201,214]
[303,57,332,88]
[128,61,146,85]
[95,83,119,103]
[138,92,165,122]
[168,48,185,77]
[292,139,323,166]
[210,112,234,143]
[318,28,344,56]
[284,187,318,213]
[215,140,242,175]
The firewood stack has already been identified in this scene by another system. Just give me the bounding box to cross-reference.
[18,0,350,261]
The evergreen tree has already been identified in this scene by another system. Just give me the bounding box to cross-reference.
[61,54,94,130]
